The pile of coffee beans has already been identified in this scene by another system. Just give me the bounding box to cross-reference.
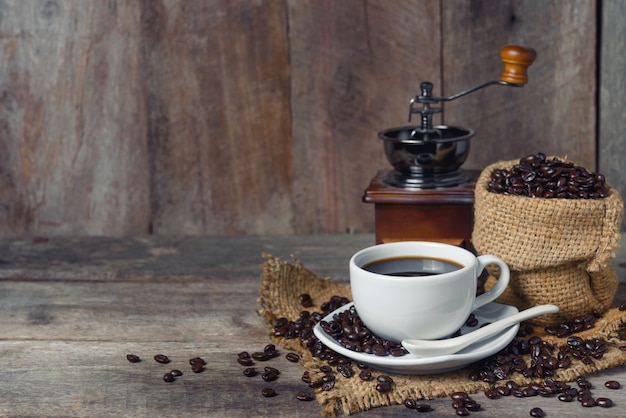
[318,304,408,357]
[487,152,608,199]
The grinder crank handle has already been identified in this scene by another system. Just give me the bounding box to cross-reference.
[499,45,537,85]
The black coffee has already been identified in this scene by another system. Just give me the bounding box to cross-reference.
[362,256,463,277]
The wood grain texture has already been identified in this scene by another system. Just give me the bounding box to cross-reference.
[0,0,151,236]
[140,0,293,235]
[1,234,626,417]
[599,0,626,230]
[441,0,597,171]
[288,0,441,234]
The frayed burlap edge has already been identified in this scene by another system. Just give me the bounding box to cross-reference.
[258,254,626,416]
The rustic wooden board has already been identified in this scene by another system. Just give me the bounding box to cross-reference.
[287,0,442,234]
[0,234,374,281]
[599,0,626,230]
[1,235,626,417]
[140,0,294,235]
[442,0,597,171]
[0,0,151,236]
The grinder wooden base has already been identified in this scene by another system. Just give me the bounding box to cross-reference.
[362,170,479,247]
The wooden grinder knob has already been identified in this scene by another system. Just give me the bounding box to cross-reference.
[499,45,537,85]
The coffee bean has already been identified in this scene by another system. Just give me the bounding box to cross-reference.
[261,370,279,382]
[358,369,372,381]
[404,398,417,409]
[557,356,571,368]
[580,397,596,407]
[190,357,206,365]
[299,293,313,308]
[375,381,392,392]
[321,374,335,383]
[337,364,354,378]
[243,367,256,377]
[285,352,300,363]
[496,386,511,396]
[261,387,276,397]
[415,403,432,412]
[371,344,387,356]
[322,380,335,391]
[529,407,545,417]
[377,375,393,384]
[126,354,141,363]
[455,407,469,416]
[251,351,269,361]
[191,361,204,373]
[263,344,277,357]
[596,397,613,408]
[296,391,313,401]
[522,387,538,397]
[605,380,621,389]
[465,313,478,327]
[465,400,481,411]
[264,366,280,375]
[162,372,174,382]
[237,357,254,366]
[619,302,626,311]
[451,391,469,401]
[308,379,323,389]
[170,369,183,377]
[154,354,170,364]
[484,389,499,399]
[451,400,465,409]
[320,365,332,373]
[567,336,584,347]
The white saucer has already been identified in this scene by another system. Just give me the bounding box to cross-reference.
[313,302,520,375]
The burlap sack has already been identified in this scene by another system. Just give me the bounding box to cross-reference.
[473,158,624,325]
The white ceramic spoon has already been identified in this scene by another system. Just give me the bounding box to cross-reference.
[402,304,559,357]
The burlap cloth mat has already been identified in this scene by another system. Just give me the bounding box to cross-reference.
[258,254,626,416]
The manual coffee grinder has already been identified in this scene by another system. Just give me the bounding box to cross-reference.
[363,45,536,247]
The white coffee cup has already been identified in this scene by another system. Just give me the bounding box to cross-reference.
[349,241,510,343]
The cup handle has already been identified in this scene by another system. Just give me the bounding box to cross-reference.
[472,255,510,310]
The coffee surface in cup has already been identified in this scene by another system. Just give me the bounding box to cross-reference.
[362,256,463,277]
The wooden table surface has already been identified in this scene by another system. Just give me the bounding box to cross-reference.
[1,234,626,417]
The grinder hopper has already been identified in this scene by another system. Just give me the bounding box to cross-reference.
[364,45,536,245]
[380,45,537,189]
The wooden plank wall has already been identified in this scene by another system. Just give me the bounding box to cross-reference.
[600,0,626,230]
[0,0,620,237]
